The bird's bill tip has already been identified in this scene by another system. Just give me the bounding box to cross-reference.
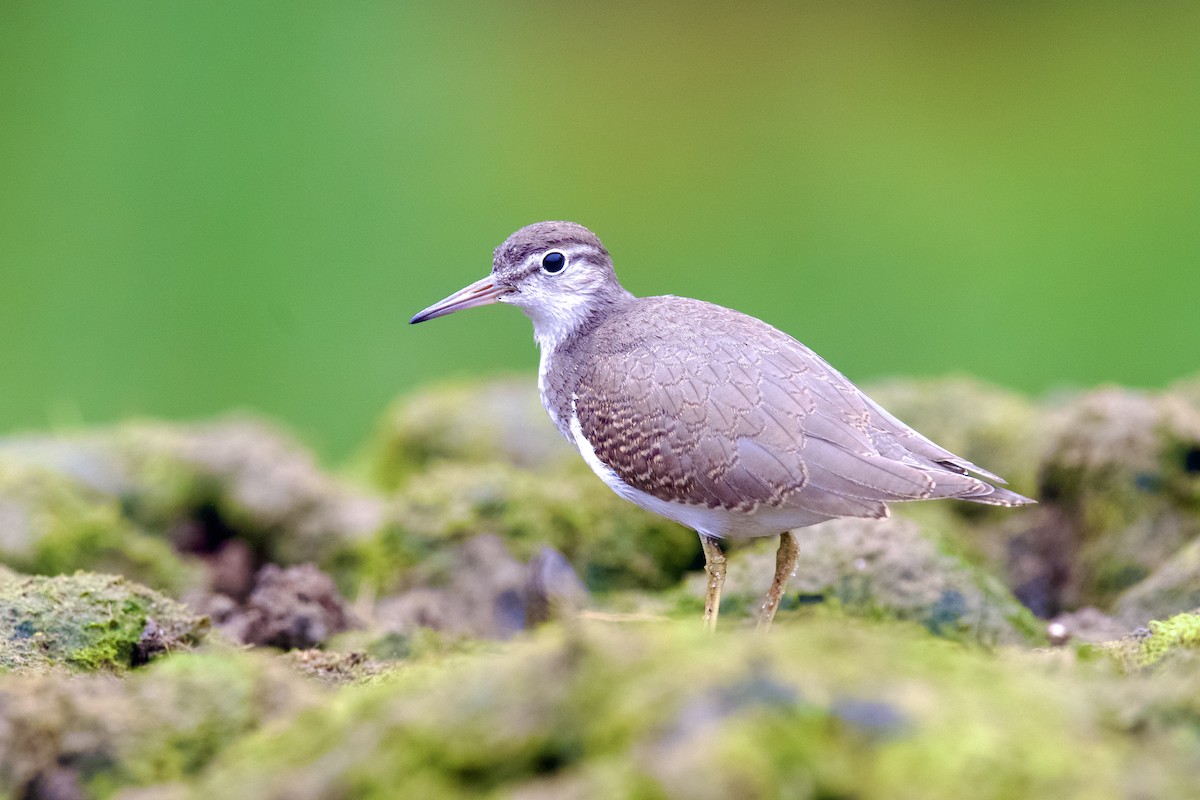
[409,276,509,324]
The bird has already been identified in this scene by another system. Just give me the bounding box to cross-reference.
[410,221,1035,630]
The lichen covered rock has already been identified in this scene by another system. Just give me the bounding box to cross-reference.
[281,649,393,686]
[1114,535,1200,626]
[0,573,209,673]
[113,418,385,568]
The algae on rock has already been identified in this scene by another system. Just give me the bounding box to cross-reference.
[1114,535,1200,625]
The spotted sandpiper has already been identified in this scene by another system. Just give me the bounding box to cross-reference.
[411,221,1034,629]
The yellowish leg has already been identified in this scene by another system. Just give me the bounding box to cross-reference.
[700,535,726,631]
[757,531,799,631]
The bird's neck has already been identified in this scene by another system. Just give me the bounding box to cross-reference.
[527,287,636,355]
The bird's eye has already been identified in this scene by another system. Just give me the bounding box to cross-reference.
[541,251,567,274]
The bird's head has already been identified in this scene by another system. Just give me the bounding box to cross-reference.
[410,221,631,348]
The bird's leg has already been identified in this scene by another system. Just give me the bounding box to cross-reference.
[700,534,726,631]
[757,531,799,631]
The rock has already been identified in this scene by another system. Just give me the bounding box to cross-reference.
[1035,387,1200,610]
[372,535,588,640]
[368,378,576,490]
[1114,536,1200,626]
[1048,607,1132,645]
[0,650,318,797]
[351,462,698,595]
[200,564,356,650]
[178,619,1200,799]
[685,516,1042,645]
[524,546,590,626]
[0,573,209,674]
[0,460,197,594]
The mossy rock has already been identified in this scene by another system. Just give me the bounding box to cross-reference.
[183,619,1200,799]
[1133,610,1200,667]
[112,418,385,567]
[0,649,319,798]
[2,419,387,591]
[1038,387,1200,608]
[681,516,1044,645]
[0,460,197,593]
[0,572,209,674]
[343,462,698,594]
[366,377,575,491]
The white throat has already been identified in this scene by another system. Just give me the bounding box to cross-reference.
[523,295,595,354]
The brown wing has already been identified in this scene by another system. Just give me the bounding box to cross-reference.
[572,297,1026,521]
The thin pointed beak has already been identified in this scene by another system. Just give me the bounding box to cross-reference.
[409,276,511,324]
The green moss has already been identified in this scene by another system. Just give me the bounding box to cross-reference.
[184,619,1200,799]
[0,572,208,674]
[1135,611,1200,667]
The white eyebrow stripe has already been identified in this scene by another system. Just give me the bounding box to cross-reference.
[524,244,597,270]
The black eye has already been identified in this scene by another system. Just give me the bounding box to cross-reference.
[541,251,567,274]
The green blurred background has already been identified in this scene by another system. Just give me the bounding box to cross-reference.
[2,2,1198,461]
